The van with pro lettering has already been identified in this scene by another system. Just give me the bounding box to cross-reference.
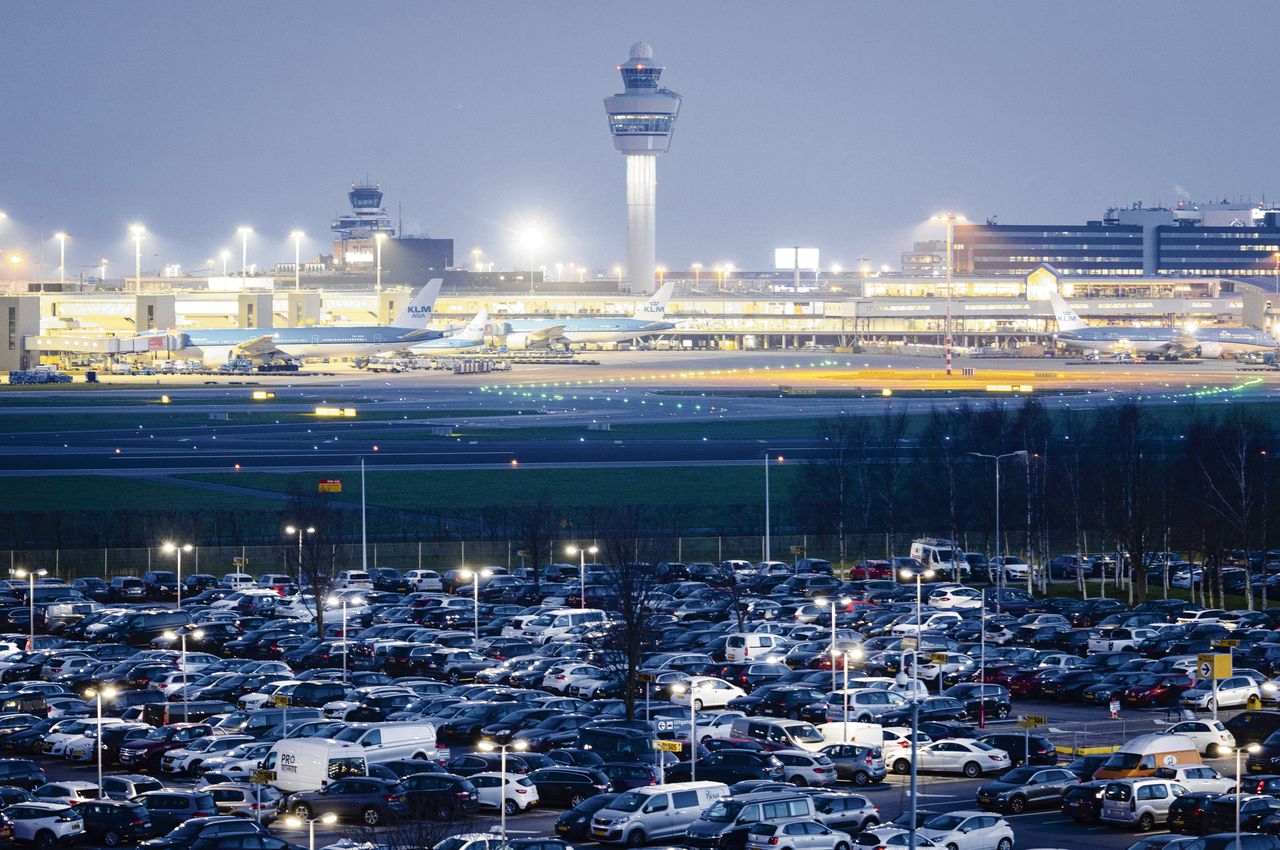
[265,740,368,794]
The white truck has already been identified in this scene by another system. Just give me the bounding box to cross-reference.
[910,539,971,580]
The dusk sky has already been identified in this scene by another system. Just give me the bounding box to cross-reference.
[5,1,1279,279]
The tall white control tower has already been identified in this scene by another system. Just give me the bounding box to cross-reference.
[603,41,681,294]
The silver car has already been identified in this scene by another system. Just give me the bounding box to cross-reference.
[203,783,282,822]
[746,819,853,850]
[774,750,838,787]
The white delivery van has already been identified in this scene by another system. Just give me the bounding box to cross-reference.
[327,722,440,763]
[591,781,729,845]
[266,740,367,794]
[529,608,607,644]
[725,633,784,663]
[730,717,829,753]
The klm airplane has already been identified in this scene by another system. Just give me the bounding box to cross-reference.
[411,310,489,354]
[1049,289,1277,358]
[174,280,443,367]
[500,282,677,349]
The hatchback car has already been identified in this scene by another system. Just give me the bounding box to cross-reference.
[745,819,853,850]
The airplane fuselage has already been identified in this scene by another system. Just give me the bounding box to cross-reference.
[505,318,676,345]
[1055,327,1194,355]
[179,326,441,365]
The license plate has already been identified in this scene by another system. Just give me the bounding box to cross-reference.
[593,829,607,837]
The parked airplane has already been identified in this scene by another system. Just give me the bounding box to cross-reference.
[411,310,489,353]
[1189,326,1279,358]
[1048,289,1198,358]
[500,282,677,349]
[172,279,443,366]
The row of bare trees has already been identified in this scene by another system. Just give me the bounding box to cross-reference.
[794,399,1278,605]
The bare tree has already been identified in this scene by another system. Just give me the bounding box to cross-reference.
[511,498,555,591]
[282,493,343,639]
[596,506,666,721]
[1196,411,1270,610]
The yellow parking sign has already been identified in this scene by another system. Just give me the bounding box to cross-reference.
[1196,653,1232,680]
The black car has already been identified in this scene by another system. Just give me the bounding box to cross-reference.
[979,733,1057,767]
[400,772,480,820]
[598,762,661,791]
[108,577,147,601]
[142,572,179,600]
[1228,711,1280,747]
[880,696,968,726]
[1064,754,1109,781]
[547,748,604,768]
[139,816,266,850]
[665,750,784,784]
[526,766,611,808]
[284,776,409,826]
[369,568,411,593]
[133,791,218,834]
[1169,791,1220,834]
[1061,780,1107,822]
[75,800,156,845]
[555,793,619,842]
[71,578,111,602]
[0,758,45,790]
[976,765,1079,813]
[942,683,1012,721]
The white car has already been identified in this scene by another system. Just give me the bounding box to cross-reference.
[542,664,606,695]
[671,677,746,710]
[6,802,84,845]
[40,718,125,758]
[1150,765,1235,794]
[239,680,302,711]
[919,811,1014,850]
[198,741,275,779]
[888,739,1011,777]
[1171,570,1203,589]
[32,781,100,805]
[1163,719,1236,756]
[1176,609,1226,626]
[220,572,256,589]
[160,735,255,775]
[333,570,374,590]
[405,570,443,591]
[990,557,1031,581]
[928,587,985,609]
[1088,628,1157,654]
[856,828,942,850]
[469,771,539,814]
[1181,675,1260,710]
[912,653,973,683]
[773,749,838,786]
[891,612,963,636]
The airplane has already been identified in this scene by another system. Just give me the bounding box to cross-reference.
[1048,289,1199,359]
[410,310,489,354]
[1188,326,1280,358]
[170,279,444,367]
[499,281,677,349]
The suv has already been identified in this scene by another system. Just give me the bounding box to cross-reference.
[6,802,84,846]
[133,790,219,835]
[118,724,213,770]
[0,759,45,791]
[686,792,816,850]
[978,733,1057,767]
[74,800,155,846]
[138,815,265,850]
[142,571,179,600]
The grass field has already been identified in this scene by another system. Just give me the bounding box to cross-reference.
[181,464,804,514]
[0,476,285,512]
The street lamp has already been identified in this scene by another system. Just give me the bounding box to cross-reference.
[933,212,961,375]
[1237,743,1262,845]
[11,567,47,650]
[325,595,361,683]
[458,568,493,638]
[163,628,204,722]
[691,262,702,286]
[291,230,305,292]
[283,812,337,850]
[130,225,145,293]
[219,250,230,276]
[237,226,252,276]
[83,686,117,789]
[478,739,528,841]
[99,258,108,284]
[375,232,388,293]
[841,646,865,742]
[565,545,598,609]
[670,682,700,781]
[897,647,922,850]
[472,247,483,272]
[54,232,68,284]
[969,451,1028,612]
[285,525,315,574]
[161,541,192,608]
[814,596,852,693]
[521,229,543,294]
[762,453,783,562]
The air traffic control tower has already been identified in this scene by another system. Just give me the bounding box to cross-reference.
[604,41,681,294]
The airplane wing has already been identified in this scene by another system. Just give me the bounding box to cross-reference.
[524,324,566,342]
[230,335,283,358]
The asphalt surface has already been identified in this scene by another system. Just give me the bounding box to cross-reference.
[36,699,1242,850]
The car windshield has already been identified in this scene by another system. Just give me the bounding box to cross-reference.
[702,800,743,822]
[1103,752,1143,770]
[610,791,646,813]
[784,724,823,744]
[925,815,965,830]
[1000,767,1038,784]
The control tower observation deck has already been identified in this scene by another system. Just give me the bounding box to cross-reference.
[603,42,681,294]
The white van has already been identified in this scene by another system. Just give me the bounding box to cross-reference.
[327,722,439,764]
[527,608,607,644]
[591,781,729,845]
[266,740,368,794]
[725,633,784,663]
[909,539,970,580]
[730,717,829,753]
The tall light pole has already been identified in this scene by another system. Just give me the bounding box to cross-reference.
[219,250,230,276]
[478,739,528,841]
[291,230,305,292]
[12,567,47,650]
[841,647,865,742]
[816,596,852,693]
[763,453,783,562]
[161,541,192,608]
[99,258,108,285]
[969,451,1027,612]
[83,686,117,789]
[284,812,337,850]
[521,229,542,294]
[459,568,492,637]
[285,525,315,577]
[671,682,700,780]
[898,646,922,850]
[54,232,68,284]
[130,225,145,293]
[472,247,483,272]
[375,232,387,293]
[1237,743,1262,845]
[237,227,252,276]
[933,212,960,375]
[325,595,361,683]
[164,628,204,722]
[565,545,598,609]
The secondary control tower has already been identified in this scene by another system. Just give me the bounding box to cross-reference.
[603,41,681,294]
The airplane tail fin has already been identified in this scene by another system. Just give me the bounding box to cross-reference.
[1047,289,1086,331]
[392,279,443,328]
[635,281,675,319]
[459,310,488,342]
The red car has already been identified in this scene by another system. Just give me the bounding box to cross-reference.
[848,561,893,580]
[1121,673,1195,707]
[116,723,213,770]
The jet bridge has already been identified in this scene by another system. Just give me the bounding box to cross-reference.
[24,333,187,355]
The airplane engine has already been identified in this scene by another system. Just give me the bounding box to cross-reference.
[1197,342,1223,359]
[503,333,540,351]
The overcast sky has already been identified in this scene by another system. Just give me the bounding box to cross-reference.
[4,1,1278,278]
